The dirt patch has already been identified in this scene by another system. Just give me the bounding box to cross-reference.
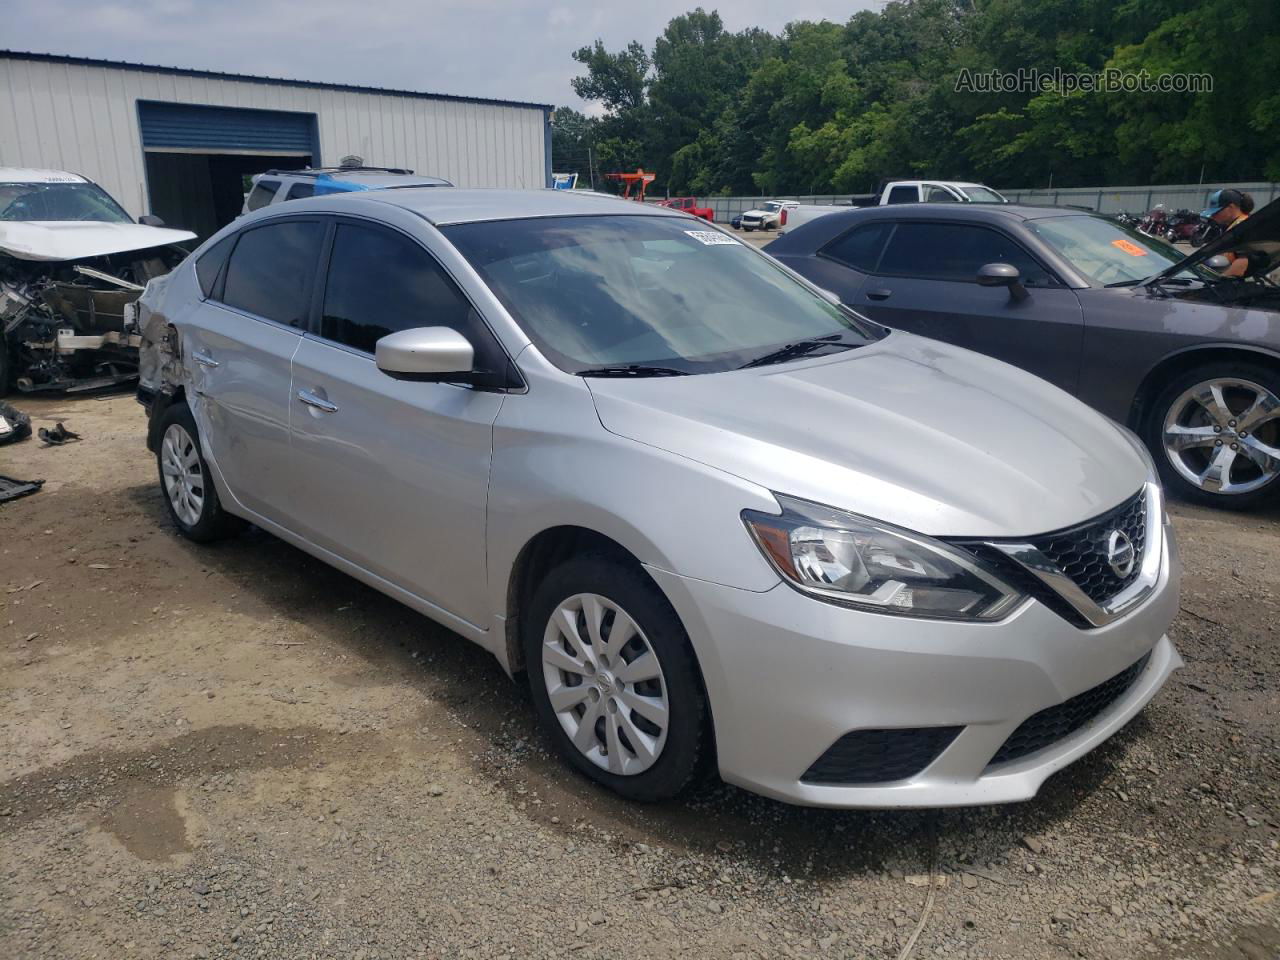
[0,391,1277,960]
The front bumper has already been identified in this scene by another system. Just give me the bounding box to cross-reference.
[647,515,1181,808]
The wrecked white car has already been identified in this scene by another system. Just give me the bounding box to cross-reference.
[0,169,195,394]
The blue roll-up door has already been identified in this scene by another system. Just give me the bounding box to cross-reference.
[138,101,317,155]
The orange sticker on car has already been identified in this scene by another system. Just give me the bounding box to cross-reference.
[1111,238,1148,256]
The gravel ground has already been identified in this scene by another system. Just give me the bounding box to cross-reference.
[0,392,1277,960]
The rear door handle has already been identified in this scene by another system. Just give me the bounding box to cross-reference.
[296,389,338,414]
[865,289,893,301]
[192,350,219,368]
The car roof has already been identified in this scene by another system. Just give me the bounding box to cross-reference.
[829,203,1095,223]
[360,188,688,225]
[0,168,89,184]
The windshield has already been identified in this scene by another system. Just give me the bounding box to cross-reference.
[959,186,1006,203]
[443,215,882,374]
[0,182,133,223]
[763,202,785,211]
[1028,215,1209,286]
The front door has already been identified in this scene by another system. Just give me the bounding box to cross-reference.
[182,218,325,522]
[853,220,1085,394]
[287,220,507,628]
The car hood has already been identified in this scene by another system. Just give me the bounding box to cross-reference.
[587,332,1146,538]
[0,221,197,262]
[1150,196,1280,282]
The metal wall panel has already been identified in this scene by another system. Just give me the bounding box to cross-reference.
[0,55,549,216]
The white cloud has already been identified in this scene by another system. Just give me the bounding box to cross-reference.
[5,0,875,109]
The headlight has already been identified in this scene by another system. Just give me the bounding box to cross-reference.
[743,496,1024,621]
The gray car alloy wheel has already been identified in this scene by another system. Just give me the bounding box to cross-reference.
[1162,377,1280,496]
[540,592,670,776]
[161,422,206,526]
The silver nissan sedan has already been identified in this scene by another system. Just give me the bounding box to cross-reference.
[134,189,1182,807]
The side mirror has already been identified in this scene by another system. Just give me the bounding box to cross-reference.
[375,327,474,382]
[138,214,166,227]
[976,262,1028,302]
[1205,254,1230,271]
[817,287,843,305]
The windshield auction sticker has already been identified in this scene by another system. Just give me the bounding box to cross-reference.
[1111,238,1148,256]
[685,230,739,246]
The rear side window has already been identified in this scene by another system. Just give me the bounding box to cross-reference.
[877,222,1056,286]
[220,220,324,326]
[285,182,314,201]
[195,235,235,297]
[821,222,893,273]
[320,223,487,356]
[886,185,918,204]
[245,180,279,211]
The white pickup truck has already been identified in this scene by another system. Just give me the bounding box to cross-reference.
[778,180,1006,234]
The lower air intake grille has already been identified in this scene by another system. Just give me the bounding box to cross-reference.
[988,652,1151,766]
[802,726,962,785]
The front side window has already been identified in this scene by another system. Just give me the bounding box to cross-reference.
[1027,215,1208,286]
[220,220,324,327]
[245,180,279,211]
[0,181,132,223]
[320,223,482,355]
[443,215,883,374]
[958,185,1007,203]
[877,222,1057,286]
[196,235,235,297]
[924,185,959,203]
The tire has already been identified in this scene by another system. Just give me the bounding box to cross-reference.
[743,226,754,232]
[155,402,245,541]
[0,336,11,398]
[1144,361,1280,510]
[523,553,712,802]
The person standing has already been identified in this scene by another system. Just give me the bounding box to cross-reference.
[1201,189,1251,277]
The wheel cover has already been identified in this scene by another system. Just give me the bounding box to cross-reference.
[540,593,669,776]
[161,423,206,526]
[1162,377,1280,496]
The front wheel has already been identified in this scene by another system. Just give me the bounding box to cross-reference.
[156,402,245,541]
[1145,362,1280,509]
[523,554,711,802]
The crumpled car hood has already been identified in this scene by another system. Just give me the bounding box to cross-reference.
[587,332,1146,539]
[0,221,197,261]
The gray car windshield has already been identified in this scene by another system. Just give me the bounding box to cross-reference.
[1028,215,1209,286]
[0,182,133,223]
[443,215,882,374]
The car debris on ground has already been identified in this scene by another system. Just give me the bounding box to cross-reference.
[0,168,195,395]
[0,399,31,444]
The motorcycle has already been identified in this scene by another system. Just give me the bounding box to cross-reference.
[1162,209,1204,244]
[1190,218,1223,248]
[1137,204,1168,237]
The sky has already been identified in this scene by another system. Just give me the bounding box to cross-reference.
[5,0,876,112]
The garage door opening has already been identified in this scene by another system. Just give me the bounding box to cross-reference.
[138,101,319,241]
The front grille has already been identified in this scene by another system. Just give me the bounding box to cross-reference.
[1030,490,1147,606]
[802,726,962,785]
[987,652,1150,766]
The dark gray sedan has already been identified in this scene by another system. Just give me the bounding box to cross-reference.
[766,202,1280,509]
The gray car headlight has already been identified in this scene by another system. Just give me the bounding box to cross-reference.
[743,495,1024,621]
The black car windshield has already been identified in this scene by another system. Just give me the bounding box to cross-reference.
[443,215,882,374]
[0,181,133,223]
[1028,214,1211,286]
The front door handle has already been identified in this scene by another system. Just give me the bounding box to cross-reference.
[865,288,893,301]
[192,350,219,368]
[296,389,338,413]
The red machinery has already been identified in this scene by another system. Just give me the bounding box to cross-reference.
[603,169,656,201]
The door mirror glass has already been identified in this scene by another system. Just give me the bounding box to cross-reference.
[1204,254,1231,270]
[138,214,166,226]
[375,327,475,381]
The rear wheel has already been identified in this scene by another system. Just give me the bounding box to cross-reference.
[156,402,245,541]
[523,554,711,802]
[1145,362,1280,509]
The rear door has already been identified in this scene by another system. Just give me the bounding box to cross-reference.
[850,220,1085,393]
[287,218,508,627]
[181,217,324,523]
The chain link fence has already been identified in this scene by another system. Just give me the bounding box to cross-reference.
[685,183,1279,222]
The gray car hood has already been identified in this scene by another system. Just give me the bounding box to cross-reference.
[587,332,1145,538]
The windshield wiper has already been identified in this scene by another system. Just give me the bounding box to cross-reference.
[739,336,854,369]
[576,364,689,378]
[1104,277,1150,287]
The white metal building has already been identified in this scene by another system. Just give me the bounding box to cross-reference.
[0,51,552,239]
